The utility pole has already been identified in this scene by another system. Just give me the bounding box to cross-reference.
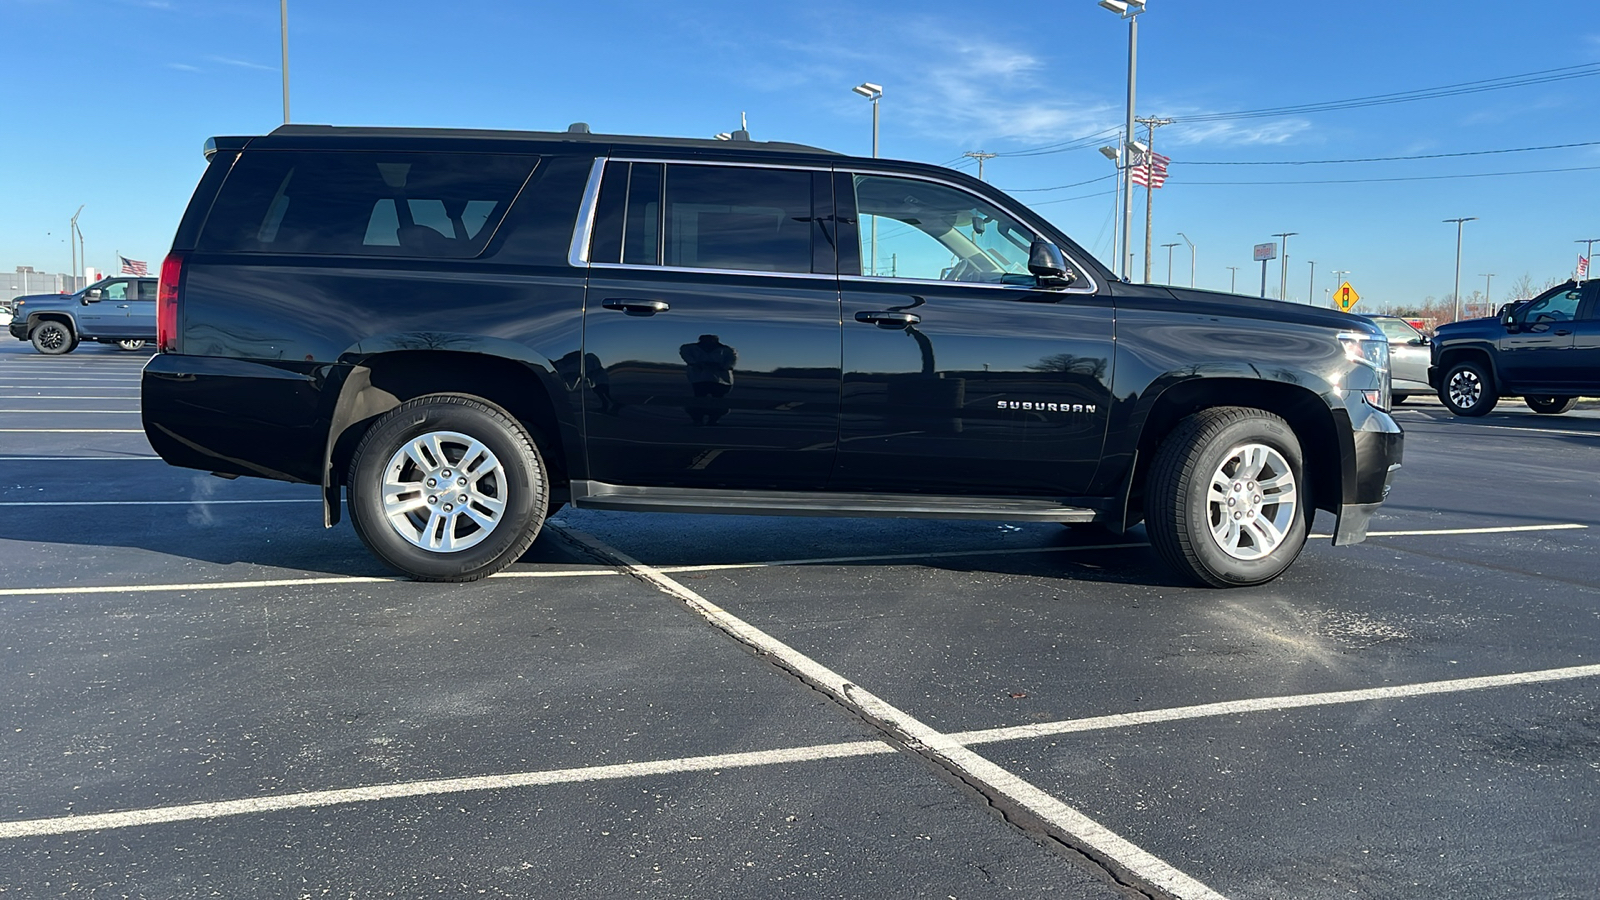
[280,0,291,123]
[1272,232,1298,300]
[1161,242,1180,284]
[1135,116,1173,283]
[1307,260,1316,306]
[1479,273,1495,317]
[962,151,997,182]
[1226,266,1239,293]
[1444,217,1476,322]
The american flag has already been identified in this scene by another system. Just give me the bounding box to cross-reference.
[1579,255,1590,279]
[1130,151,1171,189]
[119,256,148,276]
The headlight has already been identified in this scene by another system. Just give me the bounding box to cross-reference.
[1338,331,1391,411]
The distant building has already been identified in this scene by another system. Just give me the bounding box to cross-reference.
[3,266,87,297]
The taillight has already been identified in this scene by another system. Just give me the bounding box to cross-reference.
[157,251,185,353]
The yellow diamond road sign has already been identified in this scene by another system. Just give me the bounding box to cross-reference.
[1334,281,1360,312]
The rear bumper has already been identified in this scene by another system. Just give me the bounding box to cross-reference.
[142,354,341,484]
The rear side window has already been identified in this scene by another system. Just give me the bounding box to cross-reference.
[200,151,536,258]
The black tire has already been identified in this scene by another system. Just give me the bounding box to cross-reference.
[30,320,76,355]
[1144,407,1311,588]
[116,339,147,351]
[346,394,549,582]
[1390,394,1408,405]
[1438,359,1498,417]
[1525,396,1578,415]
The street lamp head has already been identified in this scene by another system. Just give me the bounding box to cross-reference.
[1098,145,1120,161]
[852,83,883,100]
[1098,0,1145,15]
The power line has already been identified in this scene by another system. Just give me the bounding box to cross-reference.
[1182,139,1600,166]
[1180,163,1600,186]
[1004,173,1117,193]
[1033,188,1119,207]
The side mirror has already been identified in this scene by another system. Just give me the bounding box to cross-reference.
[1407,336,1426,346]
[1028,239,1076,287]
[1500,308,1519,332]
[82,289,102,304]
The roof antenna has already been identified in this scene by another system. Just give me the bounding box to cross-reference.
[566,122,591,134]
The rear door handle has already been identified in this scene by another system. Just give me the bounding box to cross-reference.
[854,310,921,329]
[601,298,670,316]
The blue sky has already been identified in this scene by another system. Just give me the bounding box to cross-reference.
[3,0,1598,309]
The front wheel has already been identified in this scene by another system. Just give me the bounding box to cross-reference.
[116,339,147,351]
[1525,396,1578,415]
[346,394,549,582]
[30,321,76,355]
[1145,407,1311,588]
[1439,360,1498,416]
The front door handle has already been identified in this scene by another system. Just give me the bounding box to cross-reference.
[601,298,670,316]
[854,310,921,329]
[1554,329,1573,336]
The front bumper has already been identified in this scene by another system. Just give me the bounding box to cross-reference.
[8,321,28,341]
[1331,397,1403,546]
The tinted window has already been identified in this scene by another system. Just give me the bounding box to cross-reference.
[200,151,535,258]
[663,165,811,273]
[852,174,1036,284]
[100,282,129,301]
[1525,288,1582,324]
[136,280,160,300]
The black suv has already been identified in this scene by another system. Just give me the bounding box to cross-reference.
[141,124,1402,588]
[1429,279,1600,416]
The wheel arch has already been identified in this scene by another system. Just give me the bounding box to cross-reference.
[1118,377,1342,531]
[27,312,76,335]
[321,350,575,526]
[1435,344,1499,392]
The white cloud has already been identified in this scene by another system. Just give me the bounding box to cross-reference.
[1164,118,1313,147]
[206,55,276,72]
[165,62,201,72]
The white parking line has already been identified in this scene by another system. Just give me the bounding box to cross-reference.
[0,567,622,597]
[1,660,1596,854]
[1392,412,1600,439]
[0,456,162,461]
[0,396,143,400]
[0,409,139,413]
[553,524,1230,900]
[0,429,144,433]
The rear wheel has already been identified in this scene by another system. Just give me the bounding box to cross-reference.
[1439,360,1498,416]
[347,394,549,582]
[30,321,76,355]
[116,339,147,351]
[1145,407,1311,588]
[1525,396,1578,415]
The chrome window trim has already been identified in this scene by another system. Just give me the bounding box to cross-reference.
[566,154,1102,294]
[835,166,1100,295]
[566,156,607,268]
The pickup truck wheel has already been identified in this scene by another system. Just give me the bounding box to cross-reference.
[1439,360,1498,416]
[30,321,76,355]
[116,339,147,351]
[347,394,548,582]
[1525,396,1578,415]
[1145,407,1310,588]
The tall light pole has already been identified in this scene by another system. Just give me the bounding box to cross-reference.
[1478,273,1495,317]
[280,0,290,123]
[1176,231,1194,287]
[1272,232,1297,300]
[1099,145,1121,271]
[1099,0,1146,282]
[1444,217,1476,322]
[1226,265,1239,293]
[853,82,883,275]
[69,205,84,283]
[1307,260,1316,306]
[1161,242,1180,284]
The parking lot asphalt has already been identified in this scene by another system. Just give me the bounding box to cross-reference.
[1,340,1597,899]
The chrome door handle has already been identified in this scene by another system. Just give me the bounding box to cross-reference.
[601,299,670,316]
[854,310,921,329]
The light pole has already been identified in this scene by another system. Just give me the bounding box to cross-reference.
[1226,265,1239,293]
[1099,0,1146,282]
[69,205,84,284]
[1160,242,1179,284]
[1444,217,1476,322]
[280,0,290,123]
[1176,231,1194,287]
[1272,231,1297,300]
[1099,145,1121,271]
[853,82,883,275]
[1307,260,1316,306]
[1478,273,1495,317]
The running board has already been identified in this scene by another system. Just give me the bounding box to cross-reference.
[570,481,1099,523]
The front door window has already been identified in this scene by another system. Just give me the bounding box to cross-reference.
[852,174,1037,285]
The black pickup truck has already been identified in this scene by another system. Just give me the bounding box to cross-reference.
[141,125,1402,588]
[1430,278,1600,416]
